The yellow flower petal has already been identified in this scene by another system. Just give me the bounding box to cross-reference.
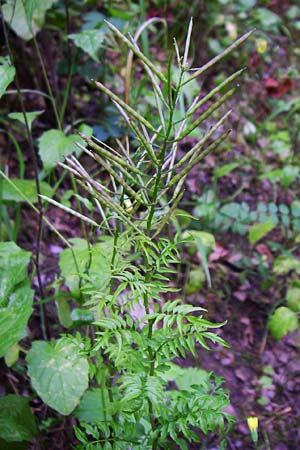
[256,39,267,54]
[247,416,258,432]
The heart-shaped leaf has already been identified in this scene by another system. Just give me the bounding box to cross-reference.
[68,29,106,62]
[27,339,89,415]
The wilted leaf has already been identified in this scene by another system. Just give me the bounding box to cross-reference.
[268,306,298,340]
[27,339,89,415]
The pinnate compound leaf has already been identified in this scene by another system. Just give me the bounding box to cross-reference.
[0,395,37,442]
[268,306,298,340]
[68,29,106,62]
[1,178,53,203]
[26,339,89,415]
[248,221,275,244]
[0,57,15,99]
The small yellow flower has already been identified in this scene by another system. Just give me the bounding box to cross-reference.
[247,416,258,432]
[256,39,267,54]
[247,416,258,443]
[124,198,133,214]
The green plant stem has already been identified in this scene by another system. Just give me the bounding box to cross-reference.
[32,36,62,130]
[146,69,184,235]
[60,0,75,127]
[141,69,186,450]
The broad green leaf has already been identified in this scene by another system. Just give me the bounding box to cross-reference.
[182,230,215,255]
[59,238,114,295]
[248,221,275,244]
[286,5,300,20]
[185,268,205,295]
[260,169,281,181]
[273,256,300,274]
[194,234,212,288]
[0,57,15,99]
[71,308,94,325]
[9,110,44,130]
[74,388,112,423]
[38,129,90,170]
[0,395,37,442]
[55,297,72,328]
[286,286,300,312]
[268,306,298,340]
[4,344,21,367]
[68,29,106,62]
[163,363,208,392]
[253,8,282,32]
[0,242,32,359]
[3,0,58,41]
[280,165,299,187]
[214,162,239,180]
[0,283,33,357]
[237,0,256,11]
[0,242,31,303]
[1,178,53,203]
[26,339,89,415]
